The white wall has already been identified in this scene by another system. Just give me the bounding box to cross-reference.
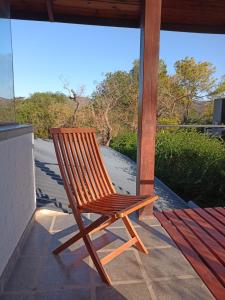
[0,132,36,276]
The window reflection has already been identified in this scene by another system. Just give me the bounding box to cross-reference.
[0,0,15,123]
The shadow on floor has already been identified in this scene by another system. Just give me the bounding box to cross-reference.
[2,217,128,300]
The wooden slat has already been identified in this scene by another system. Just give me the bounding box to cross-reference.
[80,132,101,199]
[194,208,225,237]
[50,127,159,285]
[164,210,225,287]
[205,208,225,226]
[75,132,97,200]
[154,210,225,300]
[184,208,225,250]
[174,209,225,266]
[65,133,91,204]
[91,133,115,194]
[86,132,109,196]
[215,207,225,218]
[83,133,107,198]
[51,133,80,207]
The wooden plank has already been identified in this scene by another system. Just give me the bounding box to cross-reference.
[184,208,225,250]
[174,209,225,266]
[205,208,225,226]
[46,0,54,21]
[164,210,225,287]
[137,0,162,218]
[10,0,225,33]
[194,208,225,237]
[155,211,225,300]
[214,207,225,218]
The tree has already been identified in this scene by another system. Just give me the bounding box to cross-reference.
[60,76,85,127]
[16,92,74,138]
[90,70,138,145]
[157,60,183,122]
[174,57,223,123]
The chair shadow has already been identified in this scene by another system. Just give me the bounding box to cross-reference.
[20,219,128,299]
[135,214,177,247]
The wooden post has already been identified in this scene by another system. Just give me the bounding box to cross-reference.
[137,0,162,219]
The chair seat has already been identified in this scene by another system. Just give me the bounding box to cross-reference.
[79,193,158,218]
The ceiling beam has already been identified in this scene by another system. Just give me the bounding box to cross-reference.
[46,0,54,22]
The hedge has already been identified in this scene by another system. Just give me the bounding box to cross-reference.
[110,130,225,207]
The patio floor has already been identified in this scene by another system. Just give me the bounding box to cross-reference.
[0,209,214,300]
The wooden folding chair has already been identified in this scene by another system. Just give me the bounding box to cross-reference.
[50,127,158,285]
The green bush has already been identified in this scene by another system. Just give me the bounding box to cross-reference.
[16,92,74,138]
[110,130,225,207]
[110,132,137,161]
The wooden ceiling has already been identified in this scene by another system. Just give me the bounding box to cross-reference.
[10,0,225,33]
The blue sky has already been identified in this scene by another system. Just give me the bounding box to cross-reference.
[11,20,225,98]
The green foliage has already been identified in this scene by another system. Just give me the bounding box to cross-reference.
[156,130,225,207]
[0,100,15,123]
[16,92,74,138]
[90,69,138,145]
[110,130,225,207]
[110,132,137,161]
[174,57,216,99]
[158,116,179,125]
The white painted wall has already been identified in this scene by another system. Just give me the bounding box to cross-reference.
[0,132,36,276]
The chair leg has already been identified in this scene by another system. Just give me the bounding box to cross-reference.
[53,231,83,255]
[52,215,110,255]
[83,234,112,285]
[52,214,112,285]
[122,216,148,254]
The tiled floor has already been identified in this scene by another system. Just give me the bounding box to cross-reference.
[0,209,214,300]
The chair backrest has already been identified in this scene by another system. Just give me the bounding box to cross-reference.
[50,128,115,207]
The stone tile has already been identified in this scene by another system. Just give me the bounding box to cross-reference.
[139,216,161,226]
[4,257,40,292]
[21,224,51,256]
[94,251,143,283]
[140,247,197,279]
[35,211,54,230]
[151,277,214,300]
[36,254,90,289]
[52,214,77,232]
[0,293,34,300]
[92,228,129,251]
[108,218,124,228]
[96,283,152,300]
[135,225,176,249]
[33,288,90,300]
[47,231,85,254]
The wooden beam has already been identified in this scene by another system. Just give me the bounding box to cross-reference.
[137,0,162,219]
[46,0,54,22]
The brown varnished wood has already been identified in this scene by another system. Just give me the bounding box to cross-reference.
[50,127,158,284]
[123,216,148,253]
[155,209,225,300]
[164,210,225,287]
[80,132,101,199]
[101,237,138,265]
[137,0,162,218]
[10,0,225,33]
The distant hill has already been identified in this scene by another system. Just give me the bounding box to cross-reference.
[192,100,212,114]
[76,96,90,108]
[14,95,90,109]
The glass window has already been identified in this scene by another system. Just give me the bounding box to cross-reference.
[0,0,15,124]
